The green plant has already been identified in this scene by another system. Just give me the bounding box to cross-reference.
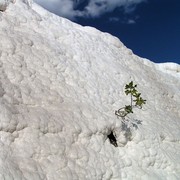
[115,81,146,119]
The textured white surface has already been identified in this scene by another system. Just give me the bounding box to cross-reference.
[156,62,180,78]
[0,0,15,11]
[0,1,180,179]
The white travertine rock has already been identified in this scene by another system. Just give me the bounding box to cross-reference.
[0,0,180,179]
[156,62,180,78]
[0,0,15,11]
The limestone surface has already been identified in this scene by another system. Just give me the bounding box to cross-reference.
[0,0,180,179]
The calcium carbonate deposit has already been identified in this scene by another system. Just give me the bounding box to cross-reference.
[0,0,180,179]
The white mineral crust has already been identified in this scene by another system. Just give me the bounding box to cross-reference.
[0,0,180,179]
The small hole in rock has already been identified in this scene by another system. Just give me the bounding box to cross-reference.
[107,131,118,147]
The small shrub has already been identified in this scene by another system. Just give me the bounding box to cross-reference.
[115,81,146,120]
[108,81,145,147]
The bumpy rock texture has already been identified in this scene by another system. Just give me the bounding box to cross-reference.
[0,0,180,179]
[0,0,16,11]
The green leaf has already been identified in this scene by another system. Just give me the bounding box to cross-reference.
[125,81,133,90]
[129,81,133,88]
[125,89,131,95]
[135,97,146,107]
[125,105,133,114]
[136,93,141,97]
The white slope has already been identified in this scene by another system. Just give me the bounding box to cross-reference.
[0,0,15,11]
[0,1,180,179]
[156,62,180,78]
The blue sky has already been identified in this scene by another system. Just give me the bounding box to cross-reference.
[35,0,180,64]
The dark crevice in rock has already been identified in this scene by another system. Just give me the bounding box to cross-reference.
[107,131,118,147]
